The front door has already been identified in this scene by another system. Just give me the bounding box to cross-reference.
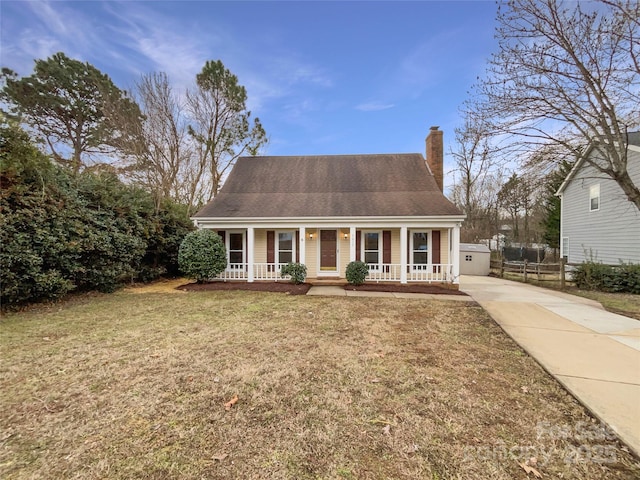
[320,230,337,273]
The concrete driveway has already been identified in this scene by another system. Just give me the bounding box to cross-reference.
[459,275,640,456]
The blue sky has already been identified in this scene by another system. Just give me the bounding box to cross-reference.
[1,0,498,182]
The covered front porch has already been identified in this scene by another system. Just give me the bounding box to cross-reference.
[194,219,462,284]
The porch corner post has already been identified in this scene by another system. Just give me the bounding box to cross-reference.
[452,223,461,284]
[299,227,306,265]
[349,227,356,262]
[400,226,408,284]
[247,227,255,282]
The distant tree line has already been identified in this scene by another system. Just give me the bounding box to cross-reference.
[1,52,266,306]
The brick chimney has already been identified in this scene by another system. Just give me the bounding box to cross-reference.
[426,126,444,191]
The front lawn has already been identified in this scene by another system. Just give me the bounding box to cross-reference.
[1,290,638,479]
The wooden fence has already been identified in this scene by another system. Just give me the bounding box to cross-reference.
[490,258,568,288]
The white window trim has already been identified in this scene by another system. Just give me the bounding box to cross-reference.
[226,230,246,270]
[562,236,570,260]
[275,230,296,265]
[409,230,431,271]
[589,184,600,212]
[361,230,383,269]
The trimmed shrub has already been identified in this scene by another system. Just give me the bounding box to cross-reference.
[178,230,227,282]
[345,261,369,285]
[281,262,307,284]
[573,261,640,294]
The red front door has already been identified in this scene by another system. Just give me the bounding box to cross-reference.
[320,230,337,271]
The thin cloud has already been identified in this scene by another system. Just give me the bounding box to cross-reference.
[355,102,395,112]
[26,0,70,37]
[100,2,211,90]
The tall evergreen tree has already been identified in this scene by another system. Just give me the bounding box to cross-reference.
[186,60,267,203]
[541,160,573,251]
[2,52,143,173]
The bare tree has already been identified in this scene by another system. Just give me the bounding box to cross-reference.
[129,72,192,211]
[469,0,640,210]
[450,117,502,242]
[186,60,267,202]
[497,171,545,246]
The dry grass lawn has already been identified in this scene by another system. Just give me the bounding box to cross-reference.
[1,289,639,479]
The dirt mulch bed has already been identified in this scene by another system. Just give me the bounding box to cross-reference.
[177,281,467,296]
[177,281,312,295]
[344,283,468,295]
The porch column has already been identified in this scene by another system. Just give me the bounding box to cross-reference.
[452,223,461,284]
[349,227,356,262]
[247,227,255,282]
[299,227,306,265]
[400,226,408,284]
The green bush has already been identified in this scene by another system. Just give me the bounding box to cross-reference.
[0,123,195,307]
[345,261,369,285]
[139,200,194,281]
[573,261,640,294]
[280,262,307,284]
[178,230,227,282]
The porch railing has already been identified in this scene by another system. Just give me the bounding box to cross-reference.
[213,263,290,281]
[212,263,453,283]
[408,264,452,282]
[366,264,453,283]
[366,264,402,282]
[254,263,288,281]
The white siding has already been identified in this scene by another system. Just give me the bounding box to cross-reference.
[561,149,640,264]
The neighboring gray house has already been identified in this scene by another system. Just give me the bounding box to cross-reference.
[557,133,640,265]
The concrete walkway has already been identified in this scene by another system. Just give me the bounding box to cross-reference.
[459,275,640,457]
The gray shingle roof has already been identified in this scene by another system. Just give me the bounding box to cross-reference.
[193,153,463,218]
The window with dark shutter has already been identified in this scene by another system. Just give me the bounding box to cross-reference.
[383,231,391,265]
[267,231,275,271]
[432,230,441,264]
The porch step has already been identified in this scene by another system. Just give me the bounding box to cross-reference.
[308,278,348,286]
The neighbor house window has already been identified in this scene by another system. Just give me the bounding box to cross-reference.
[562,237,569,261]
[411,231,429,270]
[227,232,245,268]
[277,231,295,264]
[363,232,381,268]
[589,184,600,211]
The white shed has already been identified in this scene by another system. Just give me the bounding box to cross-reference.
[460,243,491,276]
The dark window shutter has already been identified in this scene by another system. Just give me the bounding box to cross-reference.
[432,230,441,264]
[356,230,361,261]
[383,230,391,264]
[296,230,300,263]
[432,230,441,273]
[217,230,226,243]
[267,231,275,264]
[407,230,411,271]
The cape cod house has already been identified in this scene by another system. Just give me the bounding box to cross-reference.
[192,126,466,284]
[557,132,640,264]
